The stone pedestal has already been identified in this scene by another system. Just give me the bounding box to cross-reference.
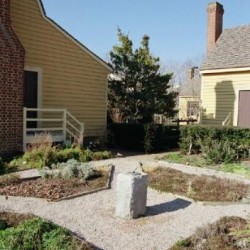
[116,172,148,219]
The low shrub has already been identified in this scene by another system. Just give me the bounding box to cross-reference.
[56,148,82,162]
[199,139,238,164]
[0,157,4,174]
[107,123,179,153]
[144,123,163,153]
[107,123,145,151]
[180,125,250,163]
[92,151,112,161]
[8,147,112,170]
[0,217,93,250]
[49,159,101,181]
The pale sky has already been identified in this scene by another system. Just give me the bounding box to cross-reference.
[42,0,250,66]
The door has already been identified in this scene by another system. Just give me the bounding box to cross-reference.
[24,71,38,128]
[238,90,250,127]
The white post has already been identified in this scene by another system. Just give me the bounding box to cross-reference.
[63,109,67,144]
[79,123,84,147]
[159,115,163,124]
[23,107,27,151]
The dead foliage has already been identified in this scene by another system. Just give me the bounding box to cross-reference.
[0,171,109,201]
[170,216,249,250]
[146,167,249,202]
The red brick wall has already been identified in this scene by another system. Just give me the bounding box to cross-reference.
[207,2,224,54]
[0,0,25,154]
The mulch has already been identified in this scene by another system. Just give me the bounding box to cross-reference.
[0,172,108,201]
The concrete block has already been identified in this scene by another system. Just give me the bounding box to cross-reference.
[116,172,148,219]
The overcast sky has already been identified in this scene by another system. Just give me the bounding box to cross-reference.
[42,0,250,66]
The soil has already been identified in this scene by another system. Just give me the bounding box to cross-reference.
[0,171,109,201]
[0,212,34,228]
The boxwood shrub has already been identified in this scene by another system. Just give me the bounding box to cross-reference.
[107,123,180,153]
[180,125,250,161]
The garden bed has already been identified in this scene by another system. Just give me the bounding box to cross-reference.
[170,216,250,250]
[144,166,249,202]
[160,152,250,177]
[0,165,112,201]
[0,212,95,250]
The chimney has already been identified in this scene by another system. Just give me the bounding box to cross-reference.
[207,2,224,54]
[0,0,11,27]
[0,0,25,154]
[187,68,195,80]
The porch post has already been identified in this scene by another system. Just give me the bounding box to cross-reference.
[63,109,67,144]
[23,107,27,151]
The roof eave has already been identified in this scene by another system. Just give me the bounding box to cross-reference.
[38,0,112,72]
[200,66,250,74]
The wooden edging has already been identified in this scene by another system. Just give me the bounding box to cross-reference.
[51,164,114,202]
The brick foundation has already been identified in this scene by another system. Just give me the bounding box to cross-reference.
[0,0,25,155]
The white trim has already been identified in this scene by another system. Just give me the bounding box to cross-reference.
[233,87,250,126]
[199,76,204,124]
[201,67,250,74]
[24,66,43,109]
[37,0,112,72]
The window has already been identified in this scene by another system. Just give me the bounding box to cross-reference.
[187,101,199,118]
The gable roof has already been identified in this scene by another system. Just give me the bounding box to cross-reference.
[38,0,112,72]
[179,75,201,97]
[201,24,250,71]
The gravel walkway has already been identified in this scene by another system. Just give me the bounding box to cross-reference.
[1,155,250,250]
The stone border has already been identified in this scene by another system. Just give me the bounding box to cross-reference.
[52,164,114,202]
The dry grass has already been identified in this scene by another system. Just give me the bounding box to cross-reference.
[28,132,53,150]
[146,167,249,202]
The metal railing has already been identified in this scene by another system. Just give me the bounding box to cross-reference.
[222,112,232,126]
[23,107,84,149]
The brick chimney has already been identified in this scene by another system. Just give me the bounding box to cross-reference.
[207,2,224,54]
[0,0,25,155]
[187,67,195,80]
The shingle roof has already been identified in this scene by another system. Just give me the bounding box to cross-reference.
[179,75,201,96]
[201,24,250,70]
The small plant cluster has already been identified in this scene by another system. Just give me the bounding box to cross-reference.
[42,159,102,181]
[180,126,250,164]
[8,147,112,170]
[0,216,94,250]
[107,123,179,153]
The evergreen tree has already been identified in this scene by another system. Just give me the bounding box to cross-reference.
[108,29,177,123]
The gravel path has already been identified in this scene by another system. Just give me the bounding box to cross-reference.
[1,155,250,250]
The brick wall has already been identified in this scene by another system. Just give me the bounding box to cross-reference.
[207,2,224,54]
[0,0,25,155]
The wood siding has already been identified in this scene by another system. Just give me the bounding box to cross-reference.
[179,96,200,120]
[201,71,250,126]
[10,0,110,137]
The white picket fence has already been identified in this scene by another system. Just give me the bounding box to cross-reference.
[23,107,84,149]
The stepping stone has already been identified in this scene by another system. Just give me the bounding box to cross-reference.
[13,169,41,180]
